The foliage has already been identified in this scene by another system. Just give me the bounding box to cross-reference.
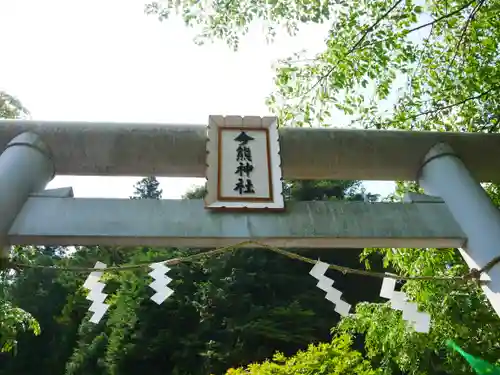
[7,1,500,373]
[182,183,207,199]
[447,340,500,375]
[93,179,380,375]
[131,177,163,199]
[223,334,379,375]
[284,179,379,202]
[267,0,500,130]
[332,241,500,375]
[0,301,40,353]
[333,180,500,375]
[0,261,40,355]
[0,92,29,120]
[183,179,380,202]
[329,169,500,375]
[145,0,332,50]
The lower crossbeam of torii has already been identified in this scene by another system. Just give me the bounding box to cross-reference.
[1,116,500,318]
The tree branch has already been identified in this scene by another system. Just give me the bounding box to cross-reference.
[375,85,498,128]
[303,0,405,97]
[405,24,435,105]
[348,0,405,54]
[292,0,478,102]
[357,0,477,51]
[425,0,486,124]
[444,0,486,78]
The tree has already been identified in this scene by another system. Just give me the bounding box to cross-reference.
[182,184,207,199]
[284,180,379,202]
[131,177,163,199]
[222,334,379,375]
[0,92,29,120]
[64,176,167,375]
[184,180,379,202]
[145,0,333,50]
[265,0,500,132]
[0,176,167,374]
[181,180,383,366]
[0,247,77,374]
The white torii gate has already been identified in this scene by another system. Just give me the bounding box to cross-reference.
[1,119,500,317]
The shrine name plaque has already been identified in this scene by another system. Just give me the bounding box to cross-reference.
[205,115,284,210]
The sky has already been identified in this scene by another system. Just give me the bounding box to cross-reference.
[0,0,395,198]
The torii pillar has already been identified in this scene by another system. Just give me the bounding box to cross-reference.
[419,142,500,316]
[0,132,54,256]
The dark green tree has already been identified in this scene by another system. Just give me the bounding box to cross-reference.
[174,180,383,373]
[65,176,166,375]
[131,177,163,199]
[182,184,207,199]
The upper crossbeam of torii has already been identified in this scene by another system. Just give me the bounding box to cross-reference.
[0,119,499,181]
[1,116,500,317]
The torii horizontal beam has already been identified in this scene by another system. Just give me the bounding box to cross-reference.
[1,119,500,182]
[8,196,466,248]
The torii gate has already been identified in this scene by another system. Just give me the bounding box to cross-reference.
[1,118,500,317]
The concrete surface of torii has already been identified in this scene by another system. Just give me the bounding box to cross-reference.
[1,118,500,316]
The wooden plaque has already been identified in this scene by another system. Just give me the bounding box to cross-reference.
[205,115,284,210]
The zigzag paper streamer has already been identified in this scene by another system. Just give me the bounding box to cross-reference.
[309,260,351,316]
[380,277,431,333]
[82,261,109,324]
[149,262,174,304]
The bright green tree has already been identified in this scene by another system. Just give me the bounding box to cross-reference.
[222,334,379,375]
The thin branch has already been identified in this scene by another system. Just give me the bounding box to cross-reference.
[302,0,405,97]
[425,0,486,125]
[357,0,477,51]
[400,24,435,116]
[292,0,477,102]
[349,0,405,53]
[444,0,486,78]
[376,85,498,128]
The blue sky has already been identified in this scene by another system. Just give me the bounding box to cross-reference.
[0,0,395,198]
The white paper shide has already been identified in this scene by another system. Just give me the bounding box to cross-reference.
[149,262,174,304]
[380,277,431,333]
[205,115,284,210]
[309,260,351,317]
[83,261,109,324]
